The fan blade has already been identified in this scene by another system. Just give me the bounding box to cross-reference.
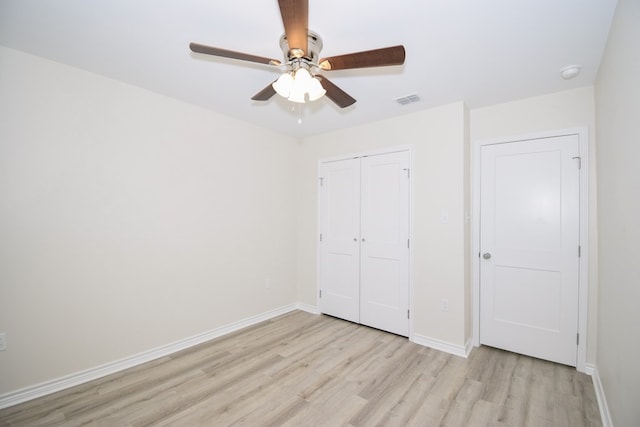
[190,42,281,66]
[251,82,277,101]
[318,75,356,108]
[278,0,308,57]
[319,45,406,71]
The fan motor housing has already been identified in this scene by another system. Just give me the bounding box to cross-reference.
[279,31,323,63]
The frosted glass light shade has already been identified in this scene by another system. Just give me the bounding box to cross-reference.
[294,68,311,83]
[288,70,309,103]
[288,84,306,103]
[272,73,294,97]
[307,77,326,101]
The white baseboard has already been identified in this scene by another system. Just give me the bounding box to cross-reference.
[0,304,299,410]
[589,365,613,427]
[584,362,596,376]
[294,302,319,314]
[411,333,472,358]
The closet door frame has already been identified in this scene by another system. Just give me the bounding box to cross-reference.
[316,145,414,338]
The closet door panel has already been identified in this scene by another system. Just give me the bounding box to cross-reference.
[318,158,361,323]
[359,152,410,336]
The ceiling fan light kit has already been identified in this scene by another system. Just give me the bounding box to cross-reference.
[189,0,406,109]
[272,62,327,103]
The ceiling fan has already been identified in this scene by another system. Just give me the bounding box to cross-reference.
[189,0,406,108]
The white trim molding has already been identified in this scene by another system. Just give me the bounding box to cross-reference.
[412,334,473,358]
[589,365,613,427]
[471,127,590,372]
[0,304,299,410]
[295,302,319,314]
[583,363,596,376]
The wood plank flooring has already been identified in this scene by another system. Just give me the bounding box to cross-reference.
[0,311,601,426]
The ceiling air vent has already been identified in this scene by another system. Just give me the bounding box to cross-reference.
[395,94,421,106]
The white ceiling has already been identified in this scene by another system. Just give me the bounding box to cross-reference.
[0,0,617,138]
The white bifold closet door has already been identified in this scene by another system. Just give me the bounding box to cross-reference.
[319,151,410,336]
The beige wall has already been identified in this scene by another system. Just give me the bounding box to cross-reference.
[296,102,470,347]
[594,0,640,425]
[0,47,299,394]
[470,87,598,365]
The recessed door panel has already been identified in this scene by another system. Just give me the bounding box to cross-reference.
[493,266,561,332]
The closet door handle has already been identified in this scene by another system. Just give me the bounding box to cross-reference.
[361,238,366,242]
[354,238,357,242]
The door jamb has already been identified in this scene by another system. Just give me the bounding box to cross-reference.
[471,128,589,371]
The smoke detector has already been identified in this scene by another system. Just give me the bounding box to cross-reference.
[560,65,581,80]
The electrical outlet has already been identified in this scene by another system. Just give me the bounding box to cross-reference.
[265,279,271,289]
[0,333,6,351]
[440,299,449,312]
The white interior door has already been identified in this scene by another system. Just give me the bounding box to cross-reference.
[318,158,361,323]
[359,152,410,336]
[480,135,580,366]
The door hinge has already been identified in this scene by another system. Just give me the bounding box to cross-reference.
[407,309,410,319]
[578,245,581,257]
[577,333,580,345]
[407,239,410,249]
[320,233,323,242]
[319,177,324,186]
[319,289,322,298]
[572,156,582,170]
[403,168,410,178]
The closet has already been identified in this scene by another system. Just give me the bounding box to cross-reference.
[318,150,410,336]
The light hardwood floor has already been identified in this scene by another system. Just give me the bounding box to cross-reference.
[0,310,601,426]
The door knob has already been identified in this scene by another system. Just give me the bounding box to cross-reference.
[483,252,492,260]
